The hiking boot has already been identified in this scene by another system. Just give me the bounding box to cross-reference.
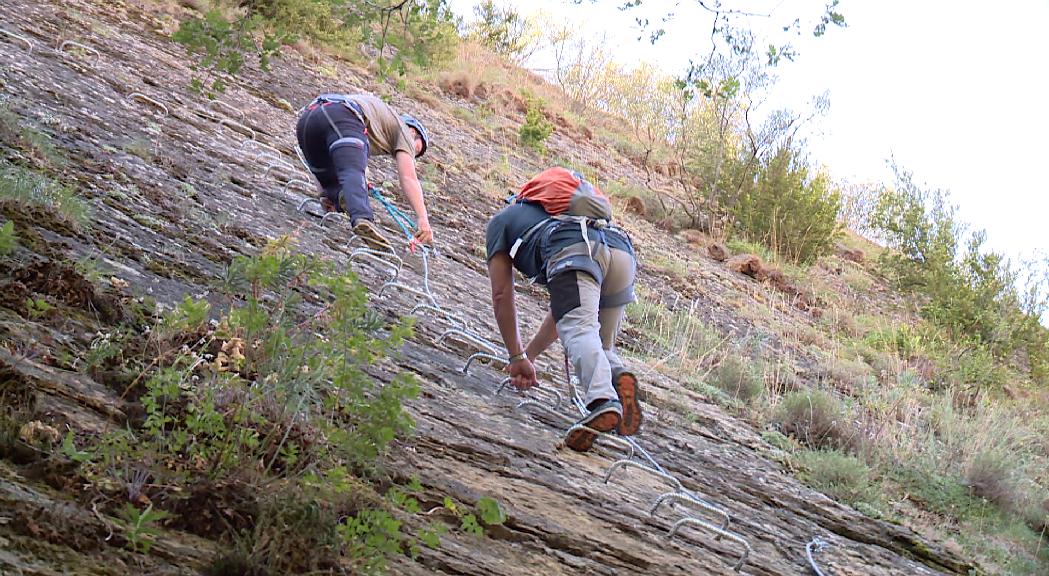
[565,399,622,452]
[613,371,643,436]
[353,219,393,252]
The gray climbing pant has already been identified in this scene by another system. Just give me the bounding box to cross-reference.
[548,243,636,406]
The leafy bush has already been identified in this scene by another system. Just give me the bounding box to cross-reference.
[519,91,554,153]
[712,354,763,403]
[733,144,842,264]
[774,388,849,449]
[75,239,422,569]
[173,8,285,95]
[795,449,873,504]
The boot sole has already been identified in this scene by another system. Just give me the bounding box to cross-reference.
[354,225,393,253]
[615,373,643,436]
[565,412,620,452]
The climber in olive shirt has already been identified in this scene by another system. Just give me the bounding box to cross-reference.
[296,93,433,250]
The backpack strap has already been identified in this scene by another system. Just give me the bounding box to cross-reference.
[509,217,552,259]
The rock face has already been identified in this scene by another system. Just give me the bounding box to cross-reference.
[0,1,974,575]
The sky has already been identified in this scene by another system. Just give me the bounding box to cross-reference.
[448,0,1049,266]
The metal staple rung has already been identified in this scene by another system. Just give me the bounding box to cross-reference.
[243,140,283,156]
[0,28,33,53]
[284,179,312,196]
[437,329,501,354]
[348,249,402,281]
[650,492,731,537]
[264,161,297,178]
[320,212,349,227]
[220,119,256,140]
[126,92,169,116]
[207,99,243,119]
[58,40,100,65]
[411,304,466,329]
[462,352,508,374]
[297,198,321,212]
[515,399,574,423]
[669,517,752,572]
[603,460,683,491]
[379,281,435,306]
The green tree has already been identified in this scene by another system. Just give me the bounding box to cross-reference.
[734,143,842,264]
[468,0,540,63]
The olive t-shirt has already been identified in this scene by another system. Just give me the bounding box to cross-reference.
[347,94,416,159]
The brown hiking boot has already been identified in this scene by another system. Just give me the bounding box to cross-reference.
[565,399,622,452]
[613,372,643,436]
[353,219,393,252]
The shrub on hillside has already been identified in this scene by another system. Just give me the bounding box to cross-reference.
[733,144,842,265]
[774,389,850,450]
[870,163,1049,386]
[796,449,874,505]
[518,92,553,153]
[712,355,764,403]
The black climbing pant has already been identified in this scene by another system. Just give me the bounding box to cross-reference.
[295,101,373,224]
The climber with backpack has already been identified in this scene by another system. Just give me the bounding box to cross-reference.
[296,93,433,250]
[485,167,642,451]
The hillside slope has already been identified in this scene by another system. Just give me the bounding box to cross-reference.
[1,1,976,574]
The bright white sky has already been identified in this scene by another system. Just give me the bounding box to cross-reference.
[448,0,1048,265]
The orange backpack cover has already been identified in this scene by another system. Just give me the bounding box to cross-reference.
[516,167,609,217]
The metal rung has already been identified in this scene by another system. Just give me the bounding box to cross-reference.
[263,161,297,178]
[58,40,100,65]
[516,399,574,423]
[320,212,349,226]
[348,249,402,281]
[650,492,731,537]
[462,352,508,374]
[379,281,436,307]
[298,198,321,212]
[126,92,169,116]
[0,28,33,53]
[220,119,256,140]
[284,179,312,196]
[410,304,467,329]
[495,377,563,409]
[603,460,682,491]
[256,152,284,164]
[437,329,501,354]
[242,139,281,153]
[207,99,243,118]
[668,516,752,572]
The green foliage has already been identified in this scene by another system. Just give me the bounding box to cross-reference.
[712,354,763,403]
[351,0,459,78]
[442,495,505,537]
[173,8,285,96]
[871,164,1049,384]
[0,159,91,227]
[795,449,875,506]
[733,144,842,264]
[468,0,538,62]
[75,238,420,568]
[24,297,53,319]
[118,503,172,554]
[0,220,18,256]
[774,388,849,450]
[518,91,554,153]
